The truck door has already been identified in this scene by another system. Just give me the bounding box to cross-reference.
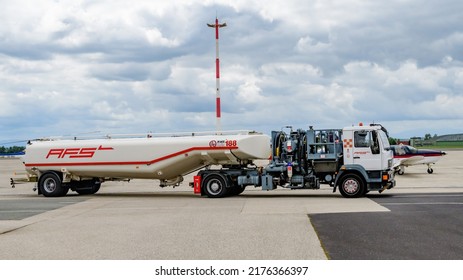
[352,130,382,170]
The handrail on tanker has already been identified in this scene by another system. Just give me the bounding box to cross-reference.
[31,130,261,142]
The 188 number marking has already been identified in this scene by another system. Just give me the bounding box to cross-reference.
[226,140,237,147]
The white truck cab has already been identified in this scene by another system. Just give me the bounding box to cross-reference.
[333,124,395,197]
[342,124,393,171]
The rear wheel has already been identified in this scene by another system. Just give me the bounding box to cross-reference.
[339,174,365,198]
[235,185,246,195]
[229,184,246,196]
[202,173,229,198]
[38,172,69,197]
[74,179,101,195]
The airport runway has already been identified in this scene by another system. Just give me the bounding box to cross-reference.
[0,150,462,259]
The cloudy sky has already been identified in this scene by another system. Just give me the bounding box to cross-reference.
[1,0,462,145]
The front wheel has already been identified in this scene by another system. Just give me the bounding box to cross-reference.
[202,174,229,198]
[38,172,69,197]
[338,174,365,198]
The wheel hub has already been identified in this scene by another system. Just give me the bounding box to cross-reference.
[44,178,56,193]
[210,182,220,192]
[344,179,359,194]
[207,179,222,194]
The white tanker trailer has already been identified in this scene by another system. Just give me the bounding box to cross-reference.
[14,124,396,198]
[17,131,270,197]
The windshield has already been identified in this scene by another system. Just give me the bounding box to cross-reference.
[405,145,418,153]
[378,130,390,150]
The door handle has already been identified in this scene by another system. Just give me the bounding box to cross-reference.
[353,156,360,159]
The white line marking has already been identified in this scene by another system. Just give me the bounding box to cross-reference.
[382,202,463,205]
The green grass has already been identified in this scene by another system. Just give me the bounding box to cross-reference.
[415,141,463,149]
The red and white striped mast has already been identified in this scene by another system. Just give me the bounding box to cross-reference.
[207,17,226,133]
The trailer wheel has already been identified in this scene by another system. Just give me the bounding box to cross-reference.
[339,174,365,198]
[38,172,69,197]
[75,180,101,195]
[203,174,228,198]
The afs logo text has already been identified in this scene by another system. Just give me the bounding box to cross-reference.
[46,145,113,159]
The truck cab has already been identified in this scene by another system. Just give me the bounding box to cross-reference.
[336,124,395,197]
[342,124,393,170]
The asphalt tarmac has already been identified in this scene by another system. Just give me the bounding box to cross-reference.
[311,192,463,259]
[0,149,462,259]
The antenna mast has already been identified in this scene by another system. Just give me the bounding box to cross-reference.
[207,17,226,134]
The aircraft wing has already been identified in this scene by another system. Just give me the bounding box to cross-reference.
[397,155,425,166]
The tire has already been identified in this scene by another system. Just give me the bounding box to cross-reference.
[75,180,101,195]
[229,185,246,196]
[202,173,229,198]
[338,174,365,198]
[38,172,69,197]
[427,168,433,174]
[235,185,246,195]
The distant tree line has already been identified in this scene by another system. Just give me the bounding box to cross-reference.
[0,146,25,154]
[388,137,398,145]
[388,133,440,146]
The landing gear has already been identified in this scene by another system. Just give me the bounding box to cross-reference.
[427,164,434,174]
[397,165,435,175]
[397,166,405,175]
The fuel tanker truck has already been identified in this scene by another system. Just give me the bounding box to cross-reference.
[13,123,395,198]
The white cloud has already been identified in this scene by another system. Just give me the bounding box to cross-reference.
[237,81,263,104]
[145,28,180,47]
